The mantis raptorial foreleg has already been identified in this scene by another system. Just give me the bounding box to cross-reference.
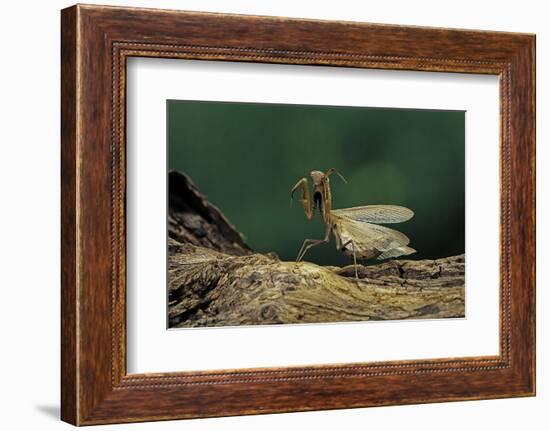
[290,177,314,221]
[295,224,332,263]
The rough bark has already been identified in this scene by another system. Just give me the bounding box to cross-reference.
[168,170,465,328]
[169,170,251,256]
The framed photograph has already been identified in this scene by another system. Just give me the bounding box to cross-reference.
[61,4,535,425]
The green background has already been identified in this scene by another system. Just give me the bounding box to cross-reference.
[168,100,465,266]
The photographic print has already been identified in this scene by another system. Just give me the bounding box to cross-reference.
[60,6,536,423]
[167,100,465,328]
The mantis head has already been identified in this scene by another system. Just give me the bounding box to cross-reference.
[290,168,347,211]
[309,170,325,186]
[309,168,347,185]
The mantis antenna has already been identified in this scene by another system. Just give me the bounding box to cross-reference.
[325,168,347,184]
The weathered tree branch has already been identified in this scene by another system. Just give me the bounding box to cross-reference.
[168,170,465,328]
[169,171,251,256]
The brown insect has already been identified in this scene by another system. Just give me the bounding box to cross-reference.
[290,168,416,279]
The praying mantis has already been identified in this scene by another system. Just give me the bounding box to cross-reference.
[290,168,416,279]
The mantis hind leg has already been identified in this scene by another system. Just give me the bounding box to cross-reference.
[335,233,359,282]
[342,240,359,282]
[295,224,331,263]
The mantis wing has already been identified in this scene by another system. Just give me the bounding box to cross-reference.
[334,215,411,252]
[376,246,416,260]
[334,216,416,260]
[331,205,414,224]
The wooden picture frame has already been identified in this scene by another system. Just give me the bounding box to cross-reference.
[61,4,535,425]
